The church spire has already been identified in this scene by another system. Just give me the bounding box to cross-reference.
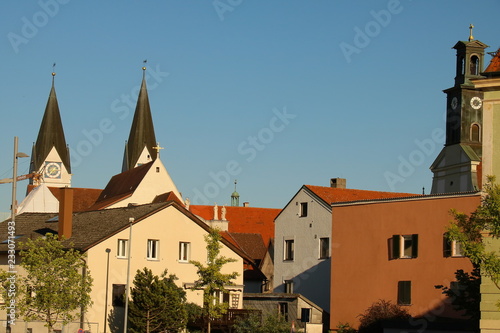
[30,69,71,185]
[231,180,240,206]
[122,64,158,172]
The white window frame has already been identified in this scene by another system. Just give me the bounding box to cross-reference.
[179,242,191,262]
[117,239,128,258]
[147,239,159,260]
[284,239,294,261]
[319,237,330,259]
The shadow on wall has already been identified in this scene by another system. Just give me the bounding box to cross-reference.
[275,259,331,309]
[108,306,125,333]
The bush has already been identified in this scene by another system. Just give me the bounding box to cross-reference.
[357,299,410,333]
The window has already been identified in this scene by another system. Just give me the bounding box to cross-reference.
[470,55,480,75]
[397,281,411,305]
[284,239,294,261]
[117,239,128,258]
[299,202,308,217]
[279,302,289,321]
[390,234,418,259]
[179,242,190,262]
[471,124,480,142]
[444,235,464,257]
[319,237,330,259]
[147,239,159,260]
[284,279,294,293]
[156,167,160,173]
[301,308,311,323]
[112,284,125,307]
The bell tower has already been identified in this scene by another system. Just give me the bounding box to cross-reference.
[430,26,489,193]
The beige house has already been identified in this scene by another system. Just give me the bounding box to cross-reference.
[0,188,245,333]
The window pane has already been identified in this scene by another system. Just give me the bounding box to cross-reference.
[284,240,294,260]
[147,239,158,259]
[117,239,128,258]
[300,202,308,217]
[320,237,329,259]
[397,281,411,305]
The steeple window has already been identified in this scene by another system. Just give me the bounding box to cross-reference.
[470,55,480,75]
[470,123,480,142]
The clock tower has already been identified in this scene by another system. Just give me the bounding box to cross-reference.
[430,27,489,193]
[29,72,72,188]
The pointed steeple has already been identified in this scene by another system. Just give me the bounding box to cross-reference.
[30,71,71,181]
[122,65,157,172]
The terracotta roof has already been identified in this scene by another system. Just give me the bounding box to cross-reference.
[122,76,157,172]
[304,185,418,205]
[189,205,280,245]
[88,162,154,210]
[152,191,183,205]
[484,48,500,74]
[30,81,71,174]
[25,185,103,212]
[226,232,267,262]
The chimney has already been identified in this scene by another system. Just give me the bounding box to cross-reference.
[243,202,250,207]
[330,178,346,189]
[58,187,74,240]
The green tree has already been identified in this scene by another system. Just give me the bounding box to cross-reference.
[448,176,500,303]
[233,312,291,333]
[435,264,481,321]
[128,268,187,333]
[190,228,240,333]
[0,233,93,333]
[357,299,411,333]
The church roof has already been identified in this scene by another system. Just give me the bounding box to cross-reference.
[30,78,71,173]
[0,201,250,261]
[90,161,154,210]
[304,185,418,206]
[122,74,157,172]
[484,48,500,75]
[189,205,280,245]
[452,39,489,50]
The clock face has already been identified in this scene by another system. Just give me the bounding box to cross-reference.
[451,97,458,110]
[44,162,61,179]
[470,96,482,110]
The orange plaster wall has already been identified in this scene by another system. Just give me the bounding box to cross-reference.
[330,194,480,330]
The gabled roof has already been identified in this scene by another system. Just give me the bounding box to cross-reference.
[452,40,489,50]
[89,162,154,210]
[24,185,103,213]
[189,205,280,245]
[484,48,500,76]
[225,232,267,262]
[304,185,417,206]
[0,201,250,262]
[122,75,157,172]
[30,79,71,173]
[152,191,184,205]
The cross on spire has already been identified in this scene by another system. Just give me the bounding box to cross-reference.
[468,24,474,42]
[152,142,164,158]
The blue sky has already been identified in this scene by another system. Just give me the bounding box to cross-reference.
[0,0,499,213]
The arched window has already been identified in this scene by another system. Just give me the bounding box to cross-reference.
[460,57,465,75]
[470,55,479,75]
[471,123,480,142]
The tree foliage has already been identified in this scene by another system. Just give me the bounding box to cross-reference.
[448,177,500,290]
[435,264,481,321]
[0,233,93,333]
[357,299,411,333]
[128,267,187,333]
[190,228,239,333]
[233,312,291,333]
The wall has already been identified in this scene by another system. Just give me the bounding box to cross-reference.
[330,194,480,330]
[274,188,332,312]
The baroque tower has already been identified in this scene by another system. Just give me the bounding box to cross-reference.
[29,72,71,188]
[430,26,488,193]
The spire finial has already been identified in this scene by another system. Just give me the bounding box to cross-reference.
[51,63,56,84]
[234,179,238,191]
[152,142,164,158]
[468,24,474,42]
[142,59,147,78]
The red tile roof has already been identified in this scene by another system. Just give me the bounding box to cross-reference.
[305,185,418,204]
[26,184,103,212]
[88,162,154,210]
[189,205,280,245]
[485,48,500,74]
